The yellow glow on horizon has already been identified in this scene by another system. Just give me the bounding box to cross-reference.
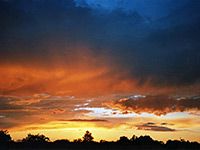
[10,127,200,143]
[8,118,200,143]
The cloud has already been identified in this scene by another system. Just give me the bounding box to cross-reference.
[60,119,108,122]
[104,94,200,116]
[1,0,200,96]
[161,123,167,125]
[0,95,97,130]
[136,122,176,132]
[51,108,67,114]
[75,0,190,20]
[145,122,155,125]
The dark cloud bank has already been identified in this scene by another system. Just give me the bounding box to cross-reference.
[1,0,200,89]
[105,94,200,116]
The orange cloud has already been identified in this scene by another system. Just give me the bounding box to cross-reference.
[0,95,91,130]
[2,45,200,97]
[0,56,136,97]
[2,44,200,98]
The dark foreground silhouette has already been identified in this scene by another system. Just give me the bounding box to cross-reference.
[0,130,200,150]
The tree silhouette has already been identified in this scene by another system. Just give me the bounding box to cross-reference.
[82,130,94,142]
[0,129,200,150]
[0,130,11,143]
[100,139,107,143]
[22,133,49,143]
[130,135,137,142]
[73,138,82,143]
[118,136,129,142]
[54,139,70,143]
[0,130,11,150]
[117,136,130,145]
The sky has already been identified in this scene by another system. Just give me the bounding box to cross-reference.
[0,0,200,142]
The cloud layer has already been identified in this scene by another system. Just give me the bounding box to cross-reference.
[105,95,200,116]
[0,94,92,129]
[1,0,200,96]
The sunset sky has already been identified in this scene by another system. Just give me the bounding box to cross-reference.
[0,0,200,142]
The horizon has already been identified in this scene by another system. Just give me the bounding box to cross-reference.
[3,129,200,143]
[2,130,200,150]
[1,0,200,144]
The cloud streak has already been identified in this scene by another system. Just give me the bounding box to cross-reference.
[136,122,176,132]
[62,119,108,122]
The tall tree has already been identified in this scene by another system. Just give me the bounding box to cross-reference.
[82,130,94,142]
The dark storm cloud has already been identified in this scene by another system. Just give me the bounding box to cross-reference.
[105,94,200,116]
[1,0,200,88]
[75,0,190,20]
[136,122,176,132]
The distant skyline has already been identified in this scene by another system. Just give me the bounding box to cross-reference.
[0,0,200,142]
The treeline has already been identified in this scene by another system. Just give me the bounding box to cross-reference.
[0,130,200,150]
